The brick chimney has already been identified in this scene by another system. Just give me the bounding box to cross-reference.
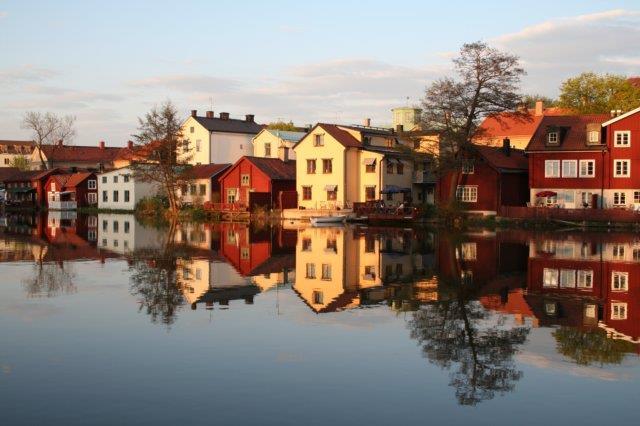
[191,109,197,117]
[535,100,544,116]
[502,137,511,156]
[206,110,214,119]
[127,140,133,149]
[220,112,229,120]
[57,139,63,147]
[99,141,105,150]
[245,114,255,123]
[363,118,371,127]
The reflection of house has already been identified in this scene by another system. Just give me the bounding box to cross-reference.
[30,141,123,171]
[98,166,161,211]
[97,213,164,254]
[45,172,98,210]
[178,163,231,205]
[0,140,34,167]
[252,129,304,161]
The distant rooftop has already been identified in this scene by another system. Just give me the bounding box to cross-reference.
[264,129,306,142]
[191,110,263,135]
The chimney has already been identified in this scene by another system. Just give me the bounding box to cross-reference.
[206,110,214,119]
[57,139,63,147]
[191,109,197,117]
[617,109,622,116]
[535,100,544,116]
[127,140,133,149]
[396,124,404,134]
[363,118,371,127]
[502,137,511,156]
[99,141,105,150]
[611,110,616,117]
[245,114,255,123]
[220,112,230,120]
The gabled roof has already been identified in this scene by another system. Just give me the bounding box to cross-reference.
[526,115,609,152]
[40,144,123,163]
[188,163,232,179]
[261,129,306,142]
[475,108,572,140]
[193,116,263,135]
[471,144,528,171]
[219,156,296,182]
[602,106,640,127]
[294,123,362,150]
[49,172,94,189]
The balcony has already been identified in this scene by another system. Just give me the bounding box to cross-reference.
[412,170,436,184]
[48,200,77,210]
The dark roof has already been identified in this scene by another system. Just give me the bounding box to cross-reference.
[188,163,231,179]
[526,115,609,152]
[2,169,42,183]
[194,116,263,134]
[0,167,20,183]
[49,172,94,189]
[222,156,296,181]
[293,123,361,149]
[0,140,35,155]
[472,144,528,171]
[41,144,124,163]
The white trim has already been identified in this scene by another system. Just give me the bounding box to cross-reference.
[545,160,560,178]
[579,159,595,177]
[602,106,640,127]
[614,130,631,147]
[613,159,631,177]
[561,160,577,178]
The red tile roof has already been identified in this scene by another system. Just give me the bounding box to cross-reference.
[473,144,528,171]
[50,172,94,189]
[244,157,296,180]
[526,114,610,152]
[187,163,231,179]
[41,144,123,163]
[475,108,572,140]
[114,140,163,162]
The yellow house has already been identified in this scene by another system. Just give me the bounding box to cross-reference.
[292,123,414,210]
[252,129,305,161]
[0,140,34,168]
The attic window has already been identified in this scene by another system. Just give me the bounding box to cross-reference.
[314,134,324,147]
[547,132,559,144]
[588,131,600,144]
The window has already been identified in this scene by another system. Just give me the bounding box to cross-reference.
[199,184,206,196]
[3,158,8,165]
[614,160,630,177]
[614,131,631,147]
[456,186,478,203]
[579,160,595,177]
[196,139,201,152]
[326,238,337,253]
[611,303,627,320]
[113,190,119,202]
[577,270,593,289]
[461,160,474,174]
[322,159,332,174]
[51,182,56,192]
[302,238,312,251]
[113,176,118,183]
[302,186,312,200]
[189,184,196,195]
[87,180,96,189]
[635,191,640,204]
[113,221,119,233]
[189,126,194,134]
[314,134,324,146]
[387,160,394,174]
[195,269,202,280]
[545,160,560,178]
[634,248,640,261]
[560,269,576,288]
[102,176,107,183]
[124,190,130,203]
[321,264,332,280]
[102,191,108,202]
[87,230,97,241]
[364,158,376,173]
[264,143,271,157]
[102,239,107,247]
[88,193,97,204]
[588,131,600,144]
[306,263,316,279]
[306,159,316,174]
[612,245,625,259]
[459,242,477,260]
[543,268,559,288]
[612,271,628,291]
[124,221,130,233]
[88,216,97,227]
[396,162,404,175]
[327,187,337,200]
[547,132,559,144]
[364,265,376,280]
[102,220,108,231]
[562,160,577,178]
[241,174,250,186]
[123,174,130,183]
[241,247,250,260]
[312,291,324,305]
[544,302,558,316]
[613,192,626,205]
[365,186,376,201]
[461,270,473,285]
[227,188,237,203]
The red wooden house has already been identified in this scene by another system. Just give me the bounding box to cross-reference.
[216,156,296,211]
[1,169,60,208]
[438,139,529,215]
[45,172,98,210]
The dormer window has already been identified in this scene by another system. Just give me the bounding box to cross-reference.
[588,131,599,144]
[547,132,559,144]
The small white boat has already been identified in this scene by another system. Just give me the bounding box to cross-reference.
[310,215,347,226]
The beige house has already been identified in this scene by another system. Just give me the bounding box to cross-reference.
[292,123,414,210]
[178,163,231,205]
[0,140,34,168]
[252,129,305,160]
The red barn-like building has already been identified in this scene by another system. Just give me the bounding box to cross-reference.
[45,172,98,209]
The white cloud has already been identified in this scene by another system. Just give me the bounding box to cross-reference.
[127,75,242,93]
[0,65,59,87]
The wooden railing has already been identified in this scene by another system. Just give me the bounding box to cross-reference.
[48,200,77,210]
[203,202,248,212]
[500,206,640,223]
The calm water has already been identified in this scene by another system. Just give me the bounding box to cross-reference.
[0,212,639,425]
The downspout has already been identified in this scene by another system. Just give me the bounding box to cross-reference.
[600,148,605,209]
[379,156,383,203]
[343,149,347,209]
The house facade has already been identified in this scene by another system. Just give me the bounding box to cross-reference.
[30,141,123,171]
[292,123,414,210]
[217,156,296,210]
[45,172,98,210]
[252,129,305,161]
[0,140,34,167]
[180,110,263,166]
[438,141,529,215]
[98,166,161,211]
[178,163,231,205]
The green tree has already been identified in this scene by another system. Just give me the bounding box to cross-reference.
[522,94,557,109]
[553,327,636,366]
[267,120,298,131]
[10,155,30,171]
[558,72,640,114]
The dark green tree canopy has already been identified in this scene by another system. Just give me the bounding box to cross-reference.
[558,72,640,114]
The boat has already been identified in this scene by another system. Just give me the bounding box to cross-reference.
[310,215,347,226]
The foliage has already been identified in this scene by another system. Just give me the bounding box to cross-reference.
[267,120,298,131]
[522,94,557,109]
[553,326,636,366]
[130,101,192,216]
[10,155,30,171]
[136,196,168,218]
[21,111,76,170]
[558,72,640,114]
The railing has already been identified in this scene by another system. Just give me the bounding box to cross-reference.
[204,202,248,212]
[48,200,77,210]
[412,171,436,184]
[353,201,419,219]
[500,206,640,223]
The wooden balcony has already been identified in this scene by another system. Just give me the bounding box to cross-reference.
[48,200,77,210]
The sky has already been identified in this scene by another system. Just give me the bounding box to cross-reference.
[1,0,639,146]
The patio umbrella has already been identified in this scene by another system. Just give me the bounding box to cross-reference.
[536,190,557,197]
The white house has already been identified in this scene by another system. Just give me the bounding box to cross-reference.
[180,110,263,165]
[97,213,166,254]
[97,166,160,211]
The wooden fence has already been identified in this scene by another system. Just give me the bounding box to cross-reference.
[500,206,640,223]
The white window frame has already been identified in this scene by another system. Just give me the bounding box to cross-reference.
[613,192,627,206]
[559,269,576,288]
[611,302,627,320]
[544,160,560,178]
[562,160,577,178]
[543,268,559,288]
[87,179,97,189]
[614,159,630,177]
[87,192,97,204]
[614,130,631,147]
[456,186,477,203]
[547,132,559,144]
[579,160,595,178]
[461,160,474,174]
[577,270,593,290]
[634,191,640,204]
[612,271,628,291]
[241,174,250,186]
[588,130,600,144]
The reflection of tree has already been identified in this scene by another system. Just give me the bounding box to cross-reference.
[23,261,77,297]
[553,327,636,366]
[408,269,529,405]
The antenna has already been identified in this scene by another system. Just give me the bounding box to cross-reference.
[209,96,214,111]
[406,96,410,107]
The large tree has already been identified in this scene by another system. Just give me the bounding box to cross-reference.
[131,101,192,216]
[21,111,76,170]
[558,72,640,114]
[421,41,526,200]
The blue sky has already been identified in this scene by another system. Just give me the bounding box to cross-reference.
[1,0,639,145]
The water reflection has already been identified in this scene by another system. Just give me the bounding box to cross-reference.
[1,212,639,407]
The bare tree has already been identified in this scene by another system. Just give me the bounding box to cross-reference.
[130,101,192,216]
[421,41,526,201]
[21,111,76,170]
